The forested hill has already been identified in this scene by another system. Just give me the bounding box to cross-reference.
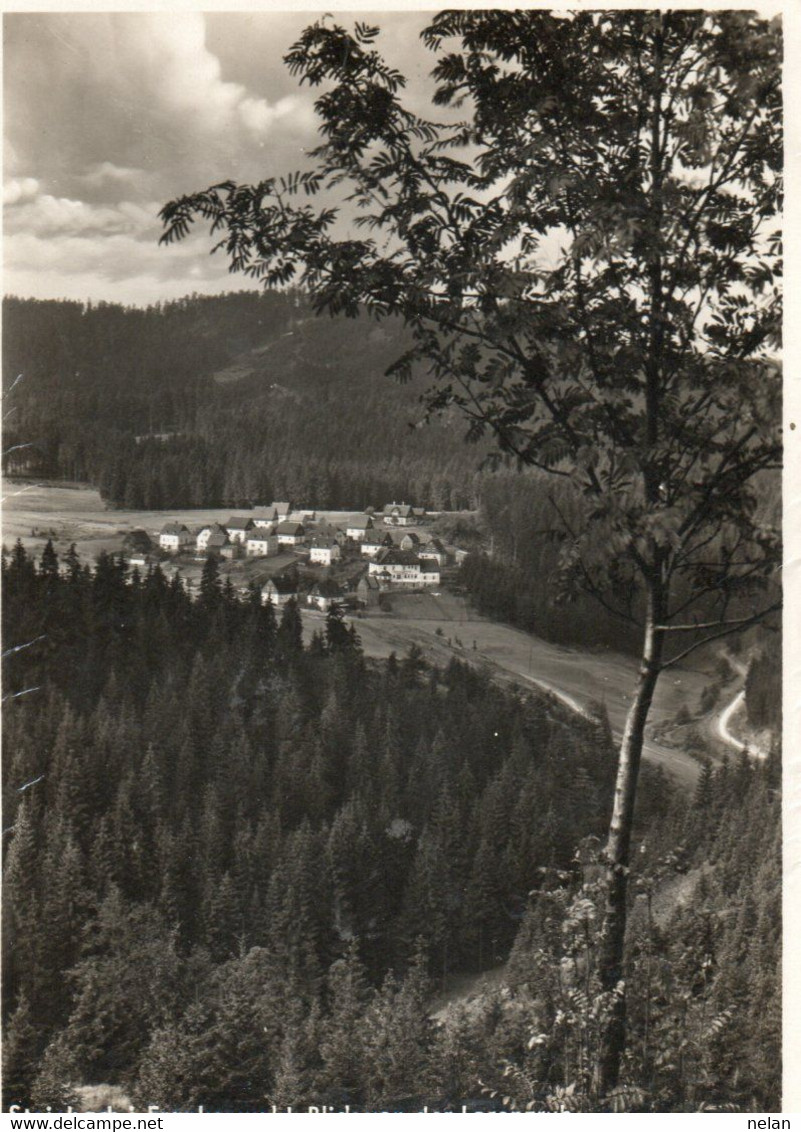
[2,543,780,1111]
[2,293,487,511]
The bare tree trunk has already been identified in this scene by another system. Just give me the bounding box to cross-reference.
[593,580,665,1100]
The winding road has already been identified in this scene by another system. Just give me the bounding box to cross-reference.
[336,597,708,788]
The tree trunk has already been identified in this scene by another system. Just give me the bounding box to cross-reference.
[593,581,665,1101]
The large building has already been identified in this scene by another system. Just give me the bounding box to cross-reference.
[368,548,440,587]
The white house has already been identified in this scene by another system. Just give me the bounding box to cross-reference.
[420,537,448,566]
[418,557,441,586]
[382,502,416,526]
[368,548,439,586]
[252,507,277,529]
[159,523,193,554]
[261,575,298,608]
[205,527,230,556]
[276,521,306,546]
[225,516,256,544]
[246,532,279,557]
[346,515,374,540]
[307,579,344,612]
[309,537,341,566]
[398,532,421,552]
[360,531,394,558]
[197,522,228,552]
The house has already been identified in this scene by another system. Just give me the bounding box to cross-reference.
[251,506,277,529]
[314,522,348,546]
[418,556,441,586]
[346,514,374,540]
[382,502,416,526]
[261,574,298,608]
[307,578,344,612]
[225,516,256,543]
[368,548,439,586]
[276,521,306,546]
[246,532,279,557]
[159,523,193,554]
[309,537,341,566]
[420,537,448,566]
[123,528,154,557]
[205,527,230,555]
[272,501,292,521]
[399,532,421,552]
[197,522,228,552]
[360,531,394,558]
[356,574,381,607]
[220,543,241,560]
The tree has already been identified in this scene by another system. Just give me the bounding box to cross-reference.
[160,10,781,1100]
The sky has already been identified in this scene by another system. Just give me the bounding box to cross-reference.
[3,11,436,306]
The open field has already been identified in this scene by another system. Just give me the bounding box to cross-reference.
[313,591,710,787]
[2,479,439,562]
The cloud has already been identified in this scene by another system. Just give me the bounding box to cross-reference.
[1,11,431,305]
[4,227,257,307]
[79,162,149,189]
[5,192,161,240]
[4,178,40,206]
[4,12,319,203]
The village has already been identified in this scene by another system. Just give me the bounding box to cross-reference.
[122,500,465,614]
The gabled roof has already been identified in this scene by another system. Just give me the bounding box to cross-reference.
[309,537,338,550]
[226,516,255,530]
[314,522,345,541]
[347,515,373,530]
[247,530,275,542]
[357,575,381,591]
[123,529,153,551]
[400,532,421,546]
[252,506,277,520]
[263,574,297,595]
[363,530,393,546]
[376,549,421,567]
[383,502,414,517]
[272,501,292,515]
[276,521,305,535]
[425,537,446,553]
[161,522,189,536]
[418,556,441,571]
[206,529,229,549]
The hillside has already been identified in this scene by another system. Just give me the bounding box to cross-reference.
[2,292,488,511]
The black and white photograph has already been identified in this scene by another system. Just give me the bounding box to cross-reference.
[2,6,786,1115]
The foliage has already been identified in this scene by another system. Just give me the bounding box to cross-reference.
[3,293,485,513]
[2,540,615,1109]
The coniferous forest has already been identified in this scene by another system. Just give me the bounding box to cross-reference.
[2,543,780,1112]
[2,293,486,513]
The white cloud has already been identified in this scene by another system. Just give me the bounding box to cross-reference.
[4,178,40,206]
[79,162,149,189]
[4,227,256,307]
[124,13,300,142]
[5,193,160,239]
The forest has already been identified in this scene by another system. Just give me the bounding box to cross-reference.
[2,542,780,1112]
[2,293,487,512]
[459,473,782,667]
